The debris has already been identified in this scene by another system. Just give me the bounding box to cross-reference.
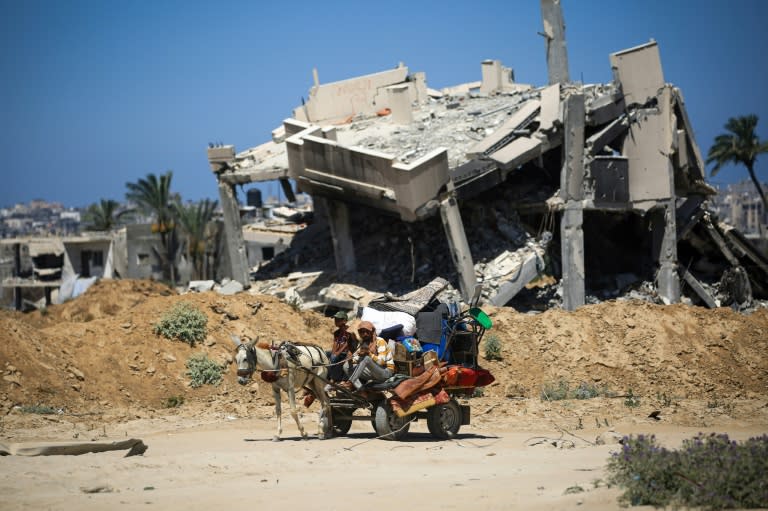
[205,1,766,314]
[217,280,244,296]
[189,280,215,292]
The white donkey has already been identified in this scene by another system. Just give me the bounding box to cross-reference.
[232,336,332,441]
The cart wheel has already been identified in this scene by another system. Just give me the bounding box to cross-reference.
[427,399,461,439]
[331,409,352,436]
[373,402,410,441]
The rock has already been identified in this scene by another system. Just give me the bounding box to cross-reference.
[595,430,624,445]
[162,353,177,363]
[80,485,114,494]
[218,280,244,296]
[189,280,215,292]
[69,367,85,381]
[146,367,156,375]
[2,374,21,386]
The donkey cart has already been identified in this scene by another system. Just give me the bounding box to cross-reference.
[325,306,495,441]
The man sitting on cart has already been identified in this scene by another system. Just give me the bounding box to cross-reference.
[345,321,394,390]
[326,311,358,386]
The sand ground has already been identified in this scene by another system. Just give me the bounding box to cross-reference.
[1,280,767,510]
[2,402,766,511]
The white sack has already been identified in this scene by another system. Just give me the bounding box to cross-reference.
[360,307,416,336]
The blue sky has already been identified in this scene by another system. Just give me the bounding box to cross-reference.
[2,0,767,208]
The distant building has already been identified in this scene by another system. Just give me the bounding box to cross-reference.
[712,180,768,238]
[0,200,309,309]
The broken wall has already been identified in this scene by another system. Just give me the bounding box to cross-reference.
[293,65,416,123]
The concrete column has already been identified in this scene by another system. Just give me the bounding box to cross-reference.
[386,84,413,124]
[656,202,681,304]
[480,60,502,95]
[540,0,570,85]
[560,93,585,201]
[439,183,475,302]
[325,198,356,274]
[217,181,250,288]
[559,90,586,311]
[13,242,21,311]
[560,203,585,311]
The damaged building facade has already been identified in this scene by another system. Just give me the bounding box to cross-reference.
[209,0,767,311]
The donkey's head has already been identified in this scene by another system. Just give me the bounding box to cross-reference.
[231,335,256,385]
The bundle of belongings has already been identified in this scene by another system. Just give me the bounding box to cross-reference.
[388,365,494,417]
[361,277,452,374]
[354,277,494,417]
[362,276,481,373]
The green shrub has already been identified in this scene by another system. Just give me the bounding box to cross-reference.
[572,382,603,399]
[563,485,585,495]
[19,404,57,414]
[163,395,185,408]
[541,378,570,401]
[540,379,613,401]
[185,353,223,388]
[607,433,768,510]
[624,388,641,408]
[483,334,502,360]
[303,313,321,330]
[153,302,208,346]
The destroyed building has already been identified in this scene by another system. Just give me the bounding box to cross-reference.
[208,1,768,312]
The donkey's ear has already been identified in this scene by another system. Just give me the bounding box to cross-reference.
[229,334,242,347]
[248,335,259,348]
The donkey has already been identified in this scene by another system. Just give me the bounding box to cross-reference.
[232,336,332,441]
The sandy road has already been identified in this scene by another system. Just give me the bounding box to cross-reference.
[2,414,765,511]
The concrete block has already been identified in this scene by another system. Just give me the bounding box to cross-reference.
[539,83,560,131]
[623,88,674,202]
[467,100,541,158]
[610,41,664,106]
[218,279,244,295]
[489,136,542,170]
[680,267,718,308]
[188,280,215,292]
[488,250,545,306]
[386,84,414,124]
[481,60,503,95]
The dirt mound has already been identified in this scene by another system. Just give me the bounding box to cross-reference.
[0,279,330,416]
[482,301,768,401]
[1,279,767,422]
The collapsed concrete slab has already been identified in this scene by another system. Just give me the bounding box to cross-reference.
[208,2,765,312]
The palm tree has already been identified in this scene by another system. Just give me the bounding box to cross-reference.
[707,115,768,210]
[173,199,219,280]
[83,199,130,231]
[125,171,178,283]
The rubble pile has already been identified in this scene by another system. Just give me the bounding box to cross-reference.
[207,3,768,315]
[352,88,537,168]
[252,186,554,303]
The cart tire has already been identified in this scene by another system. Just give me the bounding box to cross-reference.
[331,410,352,436]
[373,402,410,441]
[427,399,462,439]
